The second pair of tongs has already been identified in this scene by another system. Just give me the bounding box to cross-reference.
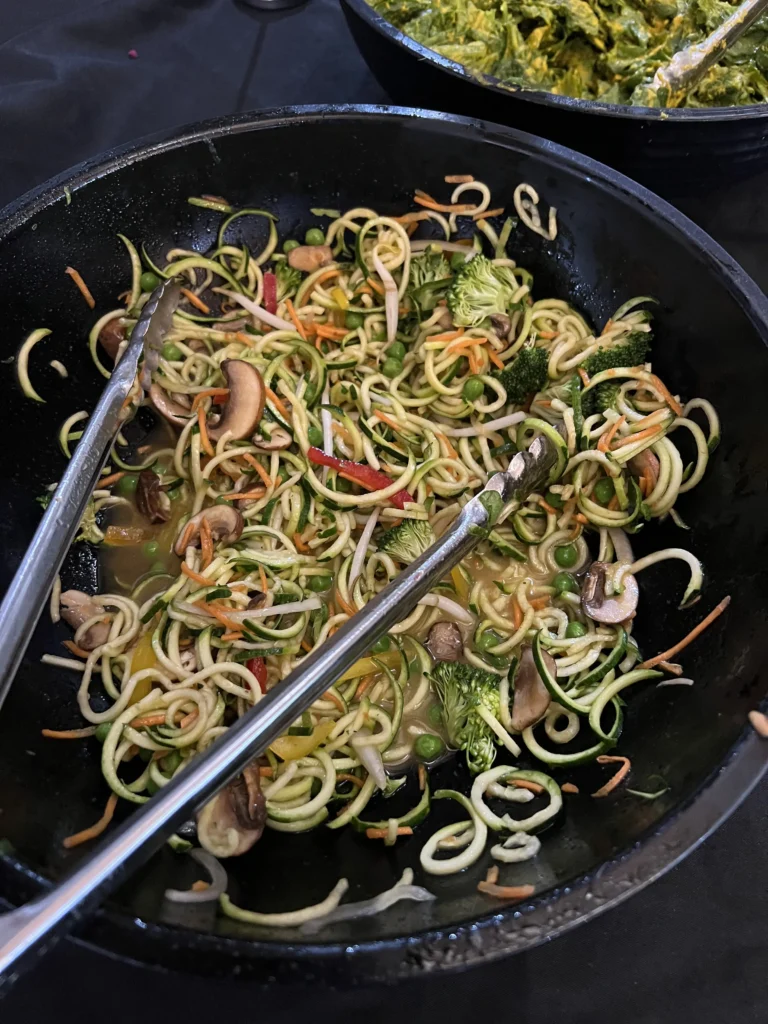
[0,280,559,983]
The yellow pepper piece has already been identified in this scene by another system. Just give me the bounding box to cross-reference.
[451,565,470,604]
[128,631,157,705]
[331,286,349,311]
[337,649,401,682]
[270,720,335,762]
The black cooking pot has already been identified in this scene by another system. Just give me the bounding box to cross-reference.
[341,0,768,195]
[0,106,767,984]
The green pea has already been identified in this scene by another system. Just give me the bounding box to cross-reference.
[370,634,391,654]
[476,629,502,653]
[143,540,160,559]
[545,490,564,509]
[593,477,615,505]
[307,425,324,447]
[162,750,183,774]
[427,704,444,729]
[115,473,139,496]
[450,251,467,271]
[307,574,333,593]
[414,733,445,761]
[566,621,588,638]
[382,357,402,379]
[95,723,111,743]
[462,376,484,402]
[140,271,161,293]
[388,341,406,361]
[345,310,365,329]
[161,342,183,361]
[283,239,300,253]
[305,227,326,246]
[553,571,579,596]
[554,542,578,568]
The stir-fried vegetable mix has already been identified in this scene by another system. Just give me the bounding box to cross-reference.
[371,0,768,107]
[28,176,727,926]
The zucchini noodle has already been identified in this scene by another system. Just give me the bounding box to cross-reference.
[39,179,720,920]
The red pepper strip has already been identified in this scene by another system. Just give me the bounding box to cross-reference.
[307,447,413,509]
[246,657,268,694]
[263,272,277,316]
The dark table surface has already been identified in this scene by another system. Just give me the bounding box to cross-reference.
[1,1,767,1019]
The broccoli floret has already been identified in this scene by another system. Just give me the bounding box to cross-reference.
[409,249,453,313]
[581,331,651,377]
[377,519,435,564]
[75,498,102,545]
[447,254,515,328]
[431,661,503,774]
[593,381,622,413]
[274,261,302,302]
[496,345,548,406]
[36,492,53,510]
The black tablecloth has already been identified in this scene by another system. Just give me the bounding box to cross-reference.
[1,1,767,1019]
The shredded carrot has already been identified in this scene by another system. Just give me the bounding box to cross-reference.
[374,410,404,433]
[62,640,91,659]
[591,755,631,798]
[315,323,348,341]
[197,405,214,457]
[192,388,230,411]
[413,192,474,214]
[335,590,357,617]
[529,596,550,611]
[242,452,273,488]
[65,266,96,309]
[181,563,212,585]
[323,690,345,713]
[539,498,558,515]
[487,347,504,370]
[355,673,376,700]
[365,826,414,840]
[577,367,590,387]
[99,471,126,489]
[473,207,505,221]
[574,512,589,525]
[418,763,427,791]
[178,710,199,730]
[259,766,274,777]
[366,276,385,296]
[235,331,256,347]
[435,431,458,460]
[444,174,474,184]
[598,415,626,453]
[199,601,245,633]
[467,348,480,375]
[647,373,683,416]
[561,783,580,794]
[337,772,365,789]
[512,779,544,794]
[130,712,167,728]
[430,328,464,343]
[538,330,558,340]
[300,639,313,653]
[41,726,97,740]
[293,532,309,553]
[601,319,614,335]
[258,564,268,595]
[659,660,683,676]
[639,596,731,669]
[394,210,432,225]
[199,516,214,569]
[477,880,536,900]
[511,597,523,631]
[748,710,768,738]
[190,880,210,893]
[221,631,244,642]
[611,424,662,450]
[63,793,118,848]
[447,336,487,354]
[284,298,307,340]
[233,489,267,501]
[265,387,291,422]
[181,287,211,314]
[297,268,340,306]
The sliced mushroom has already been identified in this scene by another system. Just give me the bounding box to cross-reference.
[489,313,511,339]
[252,425,292,452]
[427,621,463,662]
[207,360,266,443]
[98,317,125,361]
[287,244,333,273]
[150,384,193,426]
[511,646,553,732]
[174,505,244,556]
[434,306,454,330]
[247,592,265,610]
[136,470,171,524]
[197,764,266,857]
[628,448,660,492]
[60,590,110,650]
[582,561,639,624]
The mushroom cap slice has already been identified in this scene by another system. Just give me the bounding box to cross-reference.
[98,317,125,361]
[207,360,266,442]
[582,561,639,624]
[427,621,463,662]
[287,245,333,273]
[175,505,244,556]
[150,384,193,426]
[511,645,553,732]
[252,426,292,451]
[197,764,266,857]
[60,590,111,651]
[136,470,171,524]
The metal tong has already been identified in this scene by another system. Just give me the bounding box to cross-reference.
[0,282,558,982]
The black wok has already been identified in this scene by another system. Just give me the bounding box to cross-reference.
[341,0,768,194]
[0,106,767,984]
